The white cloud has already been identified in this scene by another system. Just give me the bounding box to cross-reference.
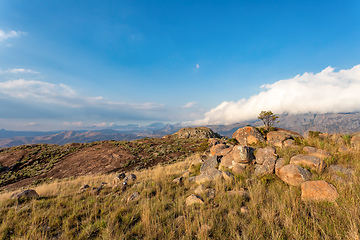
[182,101,197,108]
[0,68,39,74]
[0,79,164,110]
[196,63,200,69]
[63,121,83,127]
[0,30,25,42]
[24,122,37,126]
[194,65,360,125]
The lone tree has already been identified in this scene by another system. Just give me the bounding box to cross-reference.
[258,110,279,131]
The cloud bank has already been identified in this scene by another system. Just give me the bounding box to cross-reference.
[194,65,360,125]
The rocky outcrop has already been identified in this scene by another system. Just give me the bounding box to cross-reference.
[290,155,326,173]
[232,126,265,145]
[301,180,339,202]
[195,168,223,184]
[173,127,221,139]
[276,164,312,186]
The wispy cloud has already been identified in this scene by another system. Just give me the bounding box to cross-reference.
[194,65,360,125]
[182,101,197,108]
[196,63,200,69]
[0,79,164,110]
[63,121,83,127]
[0,68,39,74]
[0,29,25,42]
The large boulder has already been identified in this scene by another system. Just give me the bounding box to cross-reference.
[267,129,302,147]
[254,156,276,176]
[301,180,339,202]
[232,146,254,164]
[210,144,227,156]
[303,146,331,160]
[275,158,286,175]
[232,126,265,145]
[277,164,312,186]
[173,127,221,139]
[255,146,276,165]
[195,168,223,184]
[290,155,326,173]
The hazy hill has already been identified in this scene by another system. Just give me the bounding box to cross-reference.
[1,112,360,148]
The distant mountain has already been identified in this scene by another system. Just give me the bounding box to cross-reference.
[0,129,59,138]
[2,112,360,148]
[0,130,143,148]
[209,112,360,138]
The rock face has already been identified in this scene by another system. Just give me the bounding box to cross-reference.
[173,127,221,139]
[277,164,312,186]
[186,194,204,205]
[301,180,339,202]
[200,155,218,173]
[303,146,331,160]
[290,155,325,173]
[210,144,227,156]
[232,126,265,145]
[11,189,39,200]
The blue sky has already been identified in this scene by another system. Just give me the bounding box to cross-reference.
[1,0,360,130]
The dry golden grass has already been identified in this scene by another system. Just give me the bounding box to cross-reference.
[0,134,359,239]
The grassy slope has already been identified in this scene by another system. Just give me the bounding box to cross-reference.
[0,134,359,239]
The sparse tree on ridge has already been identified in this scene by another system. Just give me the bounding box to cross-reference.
[258,110,279,131]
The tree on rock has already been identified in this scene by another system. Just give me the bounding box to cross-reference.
[258,111,279,131]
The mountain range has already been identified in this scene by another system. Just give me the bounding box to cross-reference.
[1,112,360,148]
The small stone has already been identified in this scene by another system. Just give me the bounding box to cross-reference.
[186,194,204,205]
[194,184,206,195]
[123,173,137,183]
[226,188,250,199]
[181,170,191,177]
[79,184,90,191]
[173,176,183,184]
[240,206,249,214]
[205,188,216,199]
[127,192,140,202]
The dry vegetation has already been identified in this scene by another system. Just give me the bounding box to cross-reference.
[0,133,359,239]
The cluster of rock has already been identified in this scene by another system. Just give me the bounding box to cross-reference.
[183,126,353,203]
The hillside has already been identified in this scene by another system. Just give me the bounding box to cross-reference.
[0,126,359,239]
